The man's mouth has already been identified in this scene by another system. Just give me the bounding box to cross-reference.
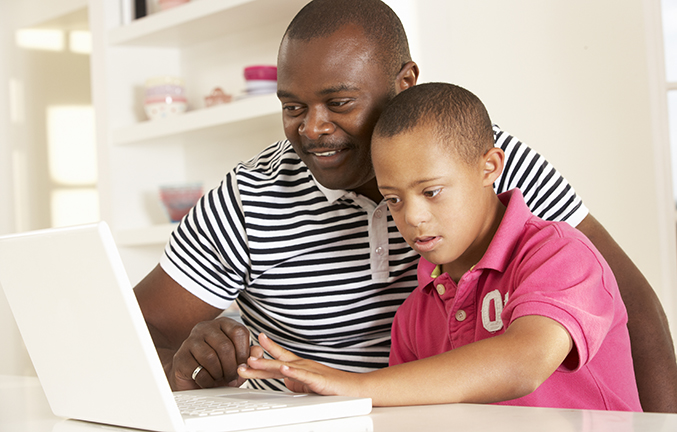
[311,149,342,157]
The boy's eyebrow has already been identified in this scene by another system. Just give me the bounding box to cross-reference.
[378,177,445,191]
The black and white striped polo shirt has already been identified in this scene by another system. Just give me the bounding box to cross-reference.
[160,125,588,391]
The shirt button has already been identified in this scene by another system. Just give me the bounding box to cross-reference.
[374,209,383,219]
[436,284,445,295]
[375,246,385,256]
[455,310,467,321]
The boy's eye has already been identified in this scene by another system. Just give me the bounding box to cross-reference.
[424,188,441,198]
[384,196,401,205]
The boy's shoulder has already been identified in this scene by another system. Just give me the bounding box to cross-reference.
[517,213,606,273]
[498,189,603,270]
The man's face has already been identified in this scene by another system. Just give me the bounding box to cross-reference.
[277,25,395,192]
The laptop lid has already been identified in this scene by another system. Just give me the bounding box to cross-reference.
[0,223,184,432]
[0,223,372,432]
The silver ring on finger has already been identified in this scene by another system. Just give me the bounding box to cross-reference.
[191,365,204,381]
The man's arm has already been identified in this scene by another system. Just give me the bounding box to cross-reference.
[134,264,254,390]
[241,316,572,406]
[576,214,677,413]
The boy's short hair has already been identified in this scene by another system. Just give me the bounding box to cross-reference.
[373,83,495,165]
[283,0,411,80]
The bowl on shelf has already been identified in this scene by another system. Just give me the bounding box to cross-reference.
[244,65,277,96]
[144,76,187,120]
[159,183,203,223]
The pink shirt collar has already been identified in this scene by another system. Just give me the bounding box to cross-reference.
[418,188,533,289]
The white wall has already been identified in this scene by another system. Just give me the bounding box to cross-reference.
[414,0,677,335]
[0,0,88,376]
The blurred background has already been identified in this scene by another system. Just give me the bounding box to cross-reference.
[1,0,676,377]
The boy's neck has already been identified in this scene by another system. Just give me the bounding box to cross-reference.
[441,195,507,283]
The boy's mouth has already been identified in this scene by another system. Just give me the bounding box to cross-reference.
[414,236,441,253]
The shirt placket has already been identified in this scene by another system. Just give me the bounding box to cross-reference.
[434,271,480,348]
[347,194,390,283]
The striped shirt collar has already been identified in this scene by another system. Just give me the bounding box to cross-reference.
[312,174,347,204]
[310,171,382,212]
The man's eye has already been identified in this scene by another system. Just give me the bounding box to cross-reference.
[328,100,350,109]
[283,105,303,113]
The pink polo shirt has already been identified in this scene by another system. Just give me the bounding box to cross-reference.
[389,189,641,411]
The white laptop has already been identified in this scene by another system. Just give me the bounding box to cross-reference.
[0,222,372,432]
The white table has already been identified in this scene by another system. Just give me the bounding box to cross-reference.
[2,375,676,432]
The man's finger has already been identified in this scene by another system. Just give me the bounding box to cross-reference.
[220,318,252,367]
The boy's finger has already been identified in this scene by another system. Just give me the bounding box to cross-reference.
[280,365,329,395]
[237,368,283,380]
[258,333,300,362]
[246,356,286,371]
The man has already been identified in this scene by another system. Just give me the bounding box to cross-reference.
[134,0,677,412]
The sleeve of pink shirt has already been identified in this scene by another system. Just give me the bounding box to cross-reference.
[390,299,418,366]
[501,224,619,372]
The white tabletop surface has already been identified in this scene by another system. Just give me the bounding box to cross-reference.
[2,375,677,432]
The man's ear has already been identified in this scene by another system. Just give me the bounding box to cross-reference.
[395,61,419,93]
[482,147,505,187]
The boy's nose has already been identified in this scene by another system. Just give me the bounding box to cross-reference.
[298,109,335,140]
[404,205,430,227]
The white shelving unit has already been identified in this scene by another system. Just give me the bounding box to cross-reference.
[88,0,308,282]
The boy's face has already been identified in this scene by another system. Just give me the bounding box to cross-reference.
[372,126,501,273]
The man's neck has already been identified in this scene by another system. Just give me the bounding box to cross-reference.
[351,178,383,203]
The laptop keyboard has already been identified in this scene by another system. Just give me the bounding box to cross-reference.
[175,393,289,417]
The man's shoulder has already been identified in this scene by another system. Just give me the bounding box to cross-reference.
[234,140,310,184]
[238,140,299,173]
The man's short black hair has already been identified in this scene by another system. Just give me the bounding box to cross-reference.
[373,83,495,165]
[283,0,411,79]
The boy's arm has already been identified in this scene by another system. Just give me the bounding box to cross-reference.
[241,316,572,406]
[576,214,677,413]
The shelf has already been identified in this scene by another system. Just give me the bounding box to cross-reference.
[110,93,281,145]
[109,0,309,47]
[114,223,176,246]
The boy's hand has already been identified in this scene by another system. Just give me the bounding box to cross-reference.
[238,333,363,396]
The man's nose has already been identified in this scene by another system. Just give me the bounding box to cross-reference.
[298,108,335,140]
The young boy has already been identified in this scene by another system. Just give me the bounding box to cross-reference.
[239,83,642,411]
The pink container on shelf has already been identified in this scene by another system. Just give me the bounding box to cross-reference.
[159,183,203,223]
[243,65,277,96]
[244,65,277,81]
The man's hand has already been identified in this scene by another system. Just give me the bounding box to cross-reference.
[134,265,264,391]
[239,333,362,396]
[167,317,258,390]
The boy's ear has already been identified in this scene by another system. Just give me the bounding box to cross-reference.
[395,61,419,93]
[482,148,505,187]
